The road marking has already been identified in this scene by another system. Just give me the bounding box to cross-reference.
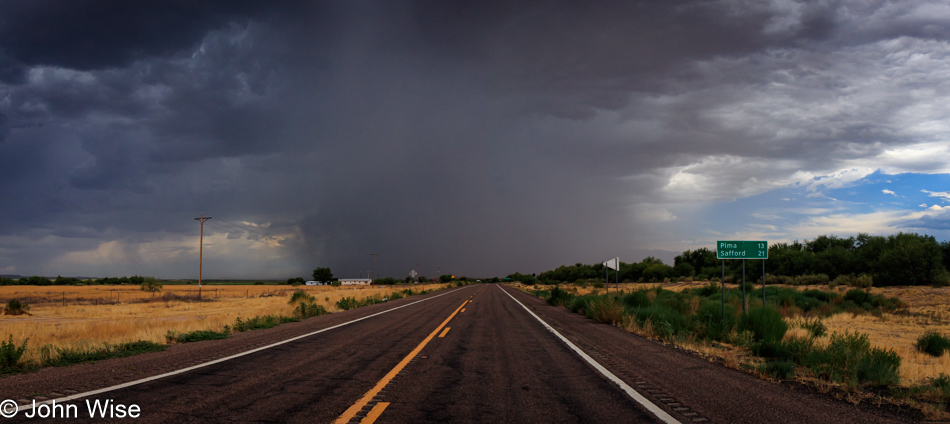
[360,402,390,424]
[17,287,468,411]
[501,287,681,424]
[460,308,466,313]
[334,299,468,424]
[439,327,451,338]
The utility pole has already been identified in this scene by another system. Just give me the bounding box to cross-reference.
[370,253,377,283]
[195,213,212,299]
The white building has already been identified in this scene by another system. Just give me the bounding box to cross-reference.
[339,278,372,286]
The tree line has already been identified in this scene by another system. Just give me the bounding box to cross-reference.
[0,275,157,286]
[534,232,950,287]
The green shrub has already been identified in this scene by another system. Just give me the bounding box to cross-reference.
[801,289,838,303]
[693,301,736,341]
[233,315,297,332]
[171,329,230,343]
[844,289,869,305]
[809,331,878,384]
[634,303,688,340]
[855,347,901,385]
[548,286,573,306]
[738,306,788,343]
[0,335,28,369]
[293,302,328,319]
[289,290,316,304]
[762,360,796,379]
[336,297,358,310]
[46,341,165,367]
[915,331,950,357]
[389,291,404,300]
[622,290,651,308]
[588,297,623,325]
[799,318,826,337]
[3,299,30,315]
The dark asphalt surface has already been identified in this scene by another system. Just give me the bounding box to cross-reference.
[1,284,917,423]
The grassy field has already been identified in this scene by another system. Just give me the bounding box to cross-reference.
[0,283,449,364]
[520,280,950,387]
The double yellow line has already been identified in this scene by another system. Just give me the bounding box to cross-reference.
[334,298,471,424]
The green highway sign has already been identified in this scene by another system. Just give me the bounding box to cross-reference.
[716,240,768,259]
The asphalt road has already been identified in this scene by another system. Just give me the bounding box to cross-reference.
[1,284,914,423]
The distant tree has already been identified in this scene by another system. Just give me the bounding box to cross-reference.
[312,267,333,283]
[439,274,455,283]
[873,233,946,286]
[372,277,400,285]
[672,262,694,278]
[941,240,950,272]
[642,263,674,282]
[287,277,305,285]
[21,276,52,286]
[140,277,162,294]
[404,276,413,284]
[674,248,717,277]
[506,273,538,285]
[418,276,429,283]
[54,276,83,285]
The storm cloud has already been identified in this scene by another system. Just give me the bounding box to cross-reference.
[1,1,949,279]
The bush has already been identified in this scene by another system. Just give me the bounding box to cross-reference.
[622,290,651,308]
[548,286,573,306]
[799,318,826,337]
[588,297,623,325]
[805,331,900,385]
[289,290,316,304]
[293,302,329,319]
[915,331,950,357]
[3,299,30,315]
[233,315,297,332]
[46,341,165,367]
[170,329,230,343]
[856,347,901,385]
[0,335,28,370]
[762,360,796,379]
[738,306,788,343]
[693,301,736,341]
[336,297,358,310]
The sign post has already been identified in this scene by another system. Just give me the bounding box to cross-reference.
[716,241,768,319]
[602,257,619,295]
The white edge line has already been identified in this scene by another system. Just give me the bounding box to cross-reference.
[19,286,466,410]
[501,286,681,424]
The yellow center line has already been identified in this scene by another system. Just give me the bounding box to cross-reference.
[359,402,390,424]
[333,299,468,424]
[438,327,451,338]
[460,308,466,313]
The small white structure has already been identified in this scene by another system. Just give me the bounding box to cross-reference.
[305,281,324,286]
[339,278,372,286]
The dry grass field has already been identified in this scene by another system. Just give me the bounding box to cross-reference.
[0,283,448,364]
[521,281,950,386]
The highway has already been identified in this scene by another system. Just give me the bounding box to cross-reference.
[1,284,912,423]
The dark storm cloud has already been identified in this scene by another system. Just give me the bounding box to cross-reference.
[2,1,949,278]
[0,1,306,81]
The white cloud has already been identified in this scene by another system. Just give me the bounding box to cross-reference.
[882,189,897,196]
[922,189,950,201]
